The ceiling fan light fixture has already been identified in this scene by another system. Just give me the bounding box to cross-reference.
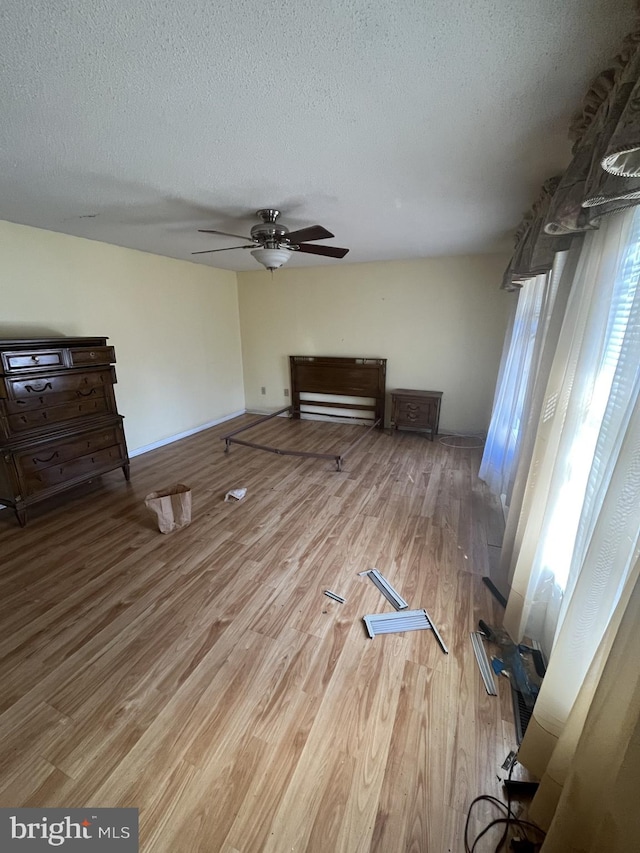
[251,247,292,271]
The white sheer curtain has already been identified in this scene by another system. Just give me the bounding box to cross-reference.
[479,255,567,503]
[492,207,640,846]
[498,242,581,596]
[504,207,640,655]
[479,275,544,498]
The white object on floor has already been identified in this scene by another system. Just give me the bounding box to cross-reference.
[360,568,408,610]
[363,609,448,654]
[224,488,247,502]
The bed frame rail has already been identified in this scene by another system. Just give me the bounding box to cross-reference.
[220,355,387,471]
[221,405,380,471]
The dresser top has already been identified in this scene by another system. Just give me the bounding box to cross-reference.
[0,337,108,350]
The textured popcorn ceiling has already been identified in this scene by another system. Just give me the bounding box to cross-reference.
[0,0,635,270]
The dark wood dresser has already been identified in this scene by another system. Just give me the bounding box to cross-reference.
[390,389,443,441]
[0,337,129,526]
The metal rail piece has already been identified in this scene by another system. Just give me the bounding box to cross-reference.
[424,607,449,654]
[471,631,498,695]
[362,569,408,610]
[221,407,379,471]
[363,609,448,654]
[324,590,345,603]
[222,406,293,442]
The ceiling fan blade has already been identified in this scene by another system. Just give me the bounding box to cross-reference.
[198,229,252,241]
[192,245,254,255]
[295,243,350,258]
[285,225,334,243]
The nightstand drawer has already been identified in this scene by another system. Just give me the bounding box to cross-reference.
[397,399,437,421]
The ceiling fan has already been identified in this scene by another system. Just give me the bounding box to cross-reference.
[192,208,349,270]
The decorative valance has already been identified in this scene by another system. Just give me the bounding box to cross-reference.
[502,178,573,290]
[503,25,640,289]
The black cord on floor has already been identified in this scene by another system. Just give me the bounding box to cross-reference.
[464,762,546,852]
[494,760,514,852]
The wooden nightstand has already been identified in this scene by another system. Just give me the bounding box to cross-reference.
[390,389,443,441]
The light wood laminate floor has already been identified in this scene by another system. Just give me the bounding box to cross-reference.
[0,416,518,851]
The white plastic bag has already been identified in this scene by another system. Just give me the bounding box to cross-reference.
[224,487,247,502]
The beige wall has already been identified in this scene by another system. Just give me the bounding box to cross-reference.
[0,221,244,453]
[0,220,511,447]
[237,256,512,434]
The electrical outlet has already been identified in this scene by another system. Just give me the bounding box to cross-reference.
[284,388,289,397]
[261,386,266,395]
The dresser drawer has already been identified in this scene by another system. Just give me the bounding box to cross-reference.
[4,367,115,402]
[8,396,112,433]
[1,348,66,373]
[17,426,122,474]
[4,385,109,414]
[68,346,115,367]
[22,444,126,495]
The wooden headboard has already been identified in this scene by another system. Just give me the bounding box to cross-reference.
[289,355,387,428]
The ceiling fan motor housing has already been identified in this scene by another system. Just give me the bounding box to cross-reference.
[250,209,290,246]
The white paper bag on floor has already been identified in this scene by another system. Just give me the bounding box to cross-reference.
[145,484,192,533]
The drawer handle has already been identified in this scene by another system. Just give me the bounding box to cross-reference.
[31,355,40,364]
[77,388,97,397]
[25,382,52,393]
[90,351,97,358]
[33,451,59,464]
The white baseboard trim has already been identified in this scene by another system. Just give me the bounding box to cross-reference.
[129,410,245,458]
[439,428,488,439]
